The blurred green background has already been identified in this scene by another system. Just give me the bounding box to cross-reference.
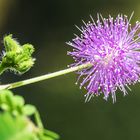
[1,0,140,140]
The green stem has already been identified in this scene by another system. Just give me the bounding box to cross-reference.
[0,63,92,90]
[0,64,6,75]
[34,110,44,129]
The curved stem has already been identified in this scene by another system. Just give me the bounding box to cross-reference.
[0,64,7,75]
[0,63,92,90]
[34,110,44,129]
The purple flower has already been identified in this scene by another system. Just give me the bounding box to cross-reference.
[67,14,140,102]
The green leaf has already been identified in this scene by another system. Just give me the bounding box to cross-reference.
[44,130,60,140]
[14,95,25,107]
[39,135,55,140]
[0,90,14,111]
[0,90,60,140]
[0,112,39,140]
[23,104,36,116]
[0,90,25,115]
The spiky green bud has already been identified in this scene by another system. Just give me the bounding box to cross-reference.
[0,34,35,74]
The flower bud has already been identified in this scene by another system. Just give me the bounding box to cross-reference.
[0,34,35,74]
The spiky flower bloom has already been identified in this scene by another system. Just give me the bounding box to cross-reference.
[67,14,140,102]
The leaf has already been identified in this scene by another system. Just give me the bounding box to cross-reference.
[23,104,36,116]
[0,90,60,140]
[0,112,39,140]
[0,90,14,111]
[39,135,55,140]
[44,130,60,140]
[14,95,25,107]
[0,90,25,115]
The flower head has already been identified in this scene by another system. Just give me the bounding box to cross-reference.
[67,14,140,102]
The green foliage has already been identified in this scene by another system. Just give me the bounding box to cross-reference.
[0,112,38,140]
[0,35,60,140]
[0,90,35,116]
[0,34,35,74]
[0,90,60,140]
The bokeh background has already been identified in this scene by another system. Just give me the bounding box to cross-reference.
[1,0,140,140]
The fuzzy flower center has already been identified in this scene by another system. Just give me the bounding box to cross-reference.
[103,52,114,65]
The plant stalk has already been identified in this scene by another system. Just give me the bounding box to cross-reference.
[0,63,92,90]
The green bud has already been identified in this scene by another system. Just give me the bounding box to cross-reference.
[0,34,35,75]
[16,58,35,73]
[22,44,35,55]
[4,34,21,52]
